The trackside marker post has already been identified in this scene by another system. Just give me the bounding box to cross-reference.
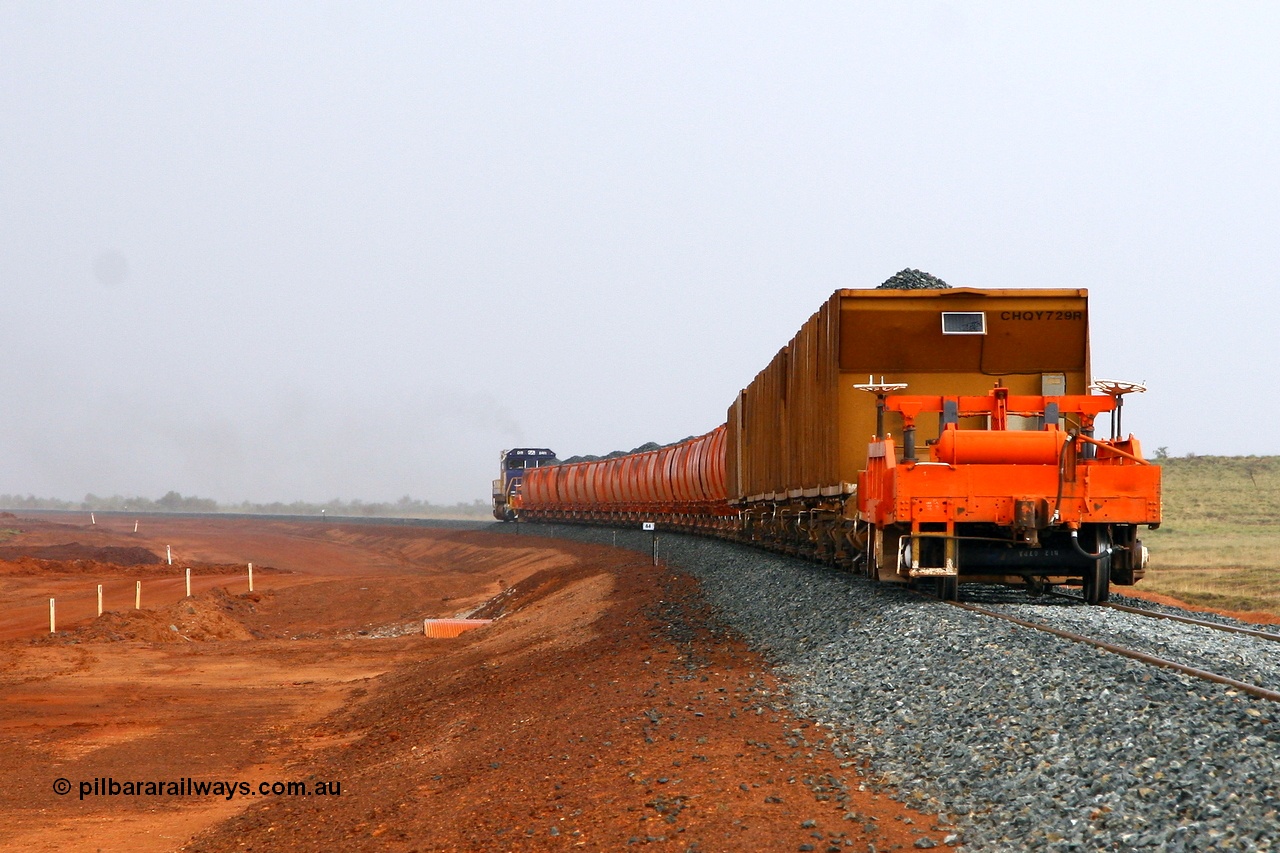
[185,568,191,597]
[134,520,138,533]
[49,598,55,633]
[135,581,141,610]
[167,546,172,566]
[97,584,103,617]
[643,522,657,565]
[248,562,253,592]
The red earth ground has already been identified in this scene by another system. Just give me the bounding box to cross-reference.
[1122,588,1280,626]
[4,515,1271,852]
[0,514,959,852]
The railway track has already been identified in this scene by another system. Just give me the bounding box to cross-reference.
[1101,598,1280,642]
[520,524,1280,850]
[948,589,1280,703]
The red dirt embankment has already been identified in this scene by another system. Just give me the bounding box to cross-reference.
[1,515,958,851]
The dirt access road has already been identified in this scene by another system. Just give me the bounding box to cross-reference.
[0,513,957,852]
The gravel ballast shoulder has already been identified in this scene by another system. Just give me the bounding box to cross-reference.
[512,523,1280,851]
[978,594,1280,695]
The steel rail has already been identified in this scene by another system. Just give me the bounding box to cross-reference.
[1103,601,1280,643]
[948,600,1280,704]
[1050,589,1280,643]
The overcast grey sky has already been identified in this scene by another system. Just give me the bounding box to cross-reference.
[2,2,1276,505]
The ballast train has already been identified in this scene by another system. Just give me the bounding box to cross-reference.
[493,286,1161,603]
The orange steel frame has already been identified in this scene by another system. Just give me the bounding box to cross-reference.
[858,387,1161,539]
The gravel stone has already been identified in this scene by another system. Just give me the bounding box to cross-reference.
[510,523,1280,851]
[975,588,1280,693]
[876,269,951,290]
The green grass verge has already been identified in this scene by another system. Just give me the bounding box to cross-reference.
[1143,455,1280,616]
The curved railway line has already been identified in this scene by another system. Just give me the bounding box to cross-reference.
[946,588,1280,703]
[515,523,1280,850]
[1101,599,1280,642]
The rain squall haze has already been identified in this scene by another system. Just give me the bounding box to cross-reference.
[2,3,1277,505]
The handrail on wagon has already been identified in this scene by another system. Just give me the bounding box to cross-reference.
[1074,433,1152,465]
[883,392,1116,419]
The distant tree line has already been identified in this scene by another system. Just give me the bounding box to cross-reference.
[0,491,492,519]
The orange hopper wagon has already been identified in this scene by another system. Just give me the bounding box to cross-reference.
[496,281,1162,604]
[857,380,1161,602]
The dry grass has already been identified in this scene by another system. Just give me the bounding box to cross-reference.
[1142,455,1280,616]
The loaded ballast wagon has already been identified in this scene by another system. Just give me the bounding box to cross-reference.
[499,278,1161,603]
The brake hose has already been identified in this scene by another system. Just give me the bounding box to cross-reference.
[1070,528,1110,561]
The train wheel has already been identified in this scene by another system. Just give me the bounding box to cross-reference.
[1081,527,1112,605]
[1083,559,1111,604]
[865,529,882,580]
[1109,524,1139,585]
[937,576,959,602]
[866,526,902,582]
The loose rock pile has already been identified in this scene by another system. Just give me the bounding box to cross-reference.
[560,438,696,466]
[877,269,952,290]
